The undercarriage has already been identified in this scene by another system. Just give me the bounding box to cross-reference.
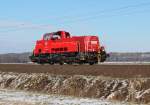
[29,51,108,65]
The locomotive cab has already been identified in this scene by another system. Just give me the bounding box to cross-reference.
[43,31,70,41]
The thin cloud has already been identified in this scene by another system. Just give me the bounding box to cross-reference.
[0,20,53,31]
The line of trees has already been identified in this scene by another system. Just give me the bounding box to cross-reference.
[0,52,150,63]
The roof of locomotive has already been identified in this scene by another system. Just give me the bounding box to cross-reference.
[42,31,99,41]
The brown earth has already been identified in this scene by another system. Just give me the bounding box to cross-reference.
[0,72,150,104]
[0,64,150,78]
[0,64,150,104]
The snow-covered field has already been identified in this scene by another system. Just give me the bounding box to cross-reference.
[0,89,136,105]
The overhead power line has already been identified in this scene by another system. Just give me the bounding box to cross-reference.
[0,2,150,33]
[58,2,150,24]
[29,1,150,23]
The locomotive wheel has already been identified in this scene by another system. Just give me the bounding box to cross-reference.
[59,61,64,65]
[67,62,73,65]
[89,61,94,65]
[38,62,44,65]
[37,59,43,64]
[79,61,84,65]
[49,62,54,65]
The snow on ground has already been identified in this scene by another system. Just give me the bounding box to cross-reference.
[0,89,136,105]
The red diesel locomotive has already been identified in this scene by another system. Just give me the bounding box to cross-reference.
[30,31,108,65]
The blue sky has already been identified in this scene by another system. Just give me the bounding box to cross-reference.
[0,0,150,53]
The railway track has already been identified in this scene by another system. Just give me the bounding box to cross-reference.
[0,63,150,78]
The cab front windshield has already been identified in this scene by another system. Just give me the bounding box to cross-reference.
[43,33,61,40]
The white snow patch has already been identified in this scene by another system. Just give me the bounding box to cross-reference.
[0,89,135,105]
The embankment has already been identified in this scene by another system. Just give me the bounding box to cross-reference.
[0,72,150,104]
